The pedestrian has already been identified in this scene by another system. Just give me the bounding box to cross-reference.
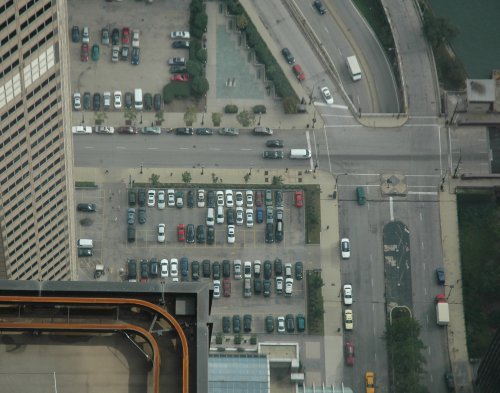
[327,225,329,230]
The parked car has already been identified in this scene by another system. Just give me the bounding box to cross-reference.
[147,189,156,207]
[234,260,242,279]
[171,31,190,39]
[73,93,81,110]
[154,94,162,111]
[172,40,190,49]
[265,315,274,332]
[141,126,161,134]
[341,238,351,259]
[71,26,80,43]
[202,259,211,277]
[177,224,185,242]
[213,280,221,298]
[149,258,159,277]
[277,316,285,333]
[170,65,187,74]
[83,92,91,110]
[244,261,252,278]
[281,47,295,64]
[125,92,133,108]
[195,128,213,135]
[207,226,215,245]
[196,224,205,243]
[292,64,305,80]
[127,208,135,225]
[263,260,272,279]
[77,203,96,212]
[227,225,235,244]
[191,260,200,280]
[243,314,252,332]
[91,44,100,61]
[157,223,165,242]
[344,309,353,330]
[218,127,239,136]
[170,258,179,281]
[186,224,195,243]
[92,93,101,110]
[296,314,306,332]
[233,315,241,333]
[436,267,445,285]
[144,93,153,110]
[131,47,140,65]
[122,27,130,44]
[222,316,231,333]
[175,127,193,135]
[295,261,303,280]
[265,223,274,243]
[285,314,295,332]
[114,91,122,109]
[263,279,271,297]
[138,207,146,224]
[213,261,221,280]
[197,189,205,207]
[117,126,138,134]
[223,278,231,297]
[111,28,120,45]
[121,45,129,61]
[168,57,186,65]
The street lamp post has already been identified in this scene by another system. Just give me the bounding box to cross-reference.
[140,162,143,174]
[312,110,317,129]
[258,115,261,126]
[201,112,204,126]
[201,166,204,175]
[81,112,85,125]
[446,284,455,299]
[140,111,143,125]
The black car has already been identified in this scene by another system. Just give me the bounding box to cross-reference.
[170,65,188,74]
[274,258,283,276]
[265,223,274,243]
[83,92,91,110]
[144,93,153,110]
[71,26,80,43]
[263,260,272,279]
[196,224,205,243]
[207,190,215,208]
[137,188,146,206]
[222,260,231,278]
[121,46,129,61]
[281,48,295,64]
[125,92,133,109]
[186,224,195,243]
[187,190,195,208]
[232,315,241,333]
[140,259,149,280]
[444,372,455,391]
[131,47,140,65]
[313,0,326,14]
[191,260,200,280]
[92,93,101,111]
[243,314,252,333]
[138,207,146,224]
[222,316,231,333]
[265,315,274,332]
[154,94,162,111]
[263,279,271,297]
[172,40,190,49]
[213,261,221,279]
[77,203,96,212]
[180,257,189,281]
[254,279,262,294]
[275,190,283,207]
[78,248,93,257]
[175,127,194,135]
[195,127,213,135]
[111,28,120,45]
[285,314,295,332]
[227,209,235,225]
[149,258,159,277]
[436,267,445,285]
[202,259,211,277]
[263,151,284,159]
[295,261,303,280]
[266,139,284,148]
[207,226,215,245]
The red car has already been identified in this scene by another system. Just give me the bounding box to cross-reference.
[255,191,264,207]
[81,43,89,62]
[223,278,231,297]
[171,73,189,82]
[295,190,304,207]
[116,126,138,134]
[177,224,186,242]
[345,341,355,366]
[122,27,130,45]
[292,64,305,81]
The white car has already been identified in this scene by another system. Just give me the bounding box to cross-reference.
[167,189,175,207]
[73,92,81,110]
[246,190,254,207]
[213,280,221,298]
[197,189,205,207]
[235,191,244,207]
[170,258,178,281]
[343,284,353,305]
[285,277,294,296]
[157,190,165,209]
[160,259,169,277]
[227,225,235,244]
[225,190,234,207]
[114,91,122,109]
[321,86,334,104]
[147,190,156,207]
[72,126,92,134]
[246,209,254,227]
[244,261,252,278]
[216,191,224,207]
[277,316,285,333]
[236,207,244,225]
[344,309,353,330]
[254,260,261,277]
[170,31,190,39]
[111,45,119,63]
[285,263,292,278]
[157,223,165,242]
[234,260,242,279]
[276,276,283,294]
[103,91,111,108]
[341,238,351,259]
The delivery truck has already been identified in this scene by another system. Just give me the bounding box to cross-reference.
[346,55,362,81]
[435,294,450,326]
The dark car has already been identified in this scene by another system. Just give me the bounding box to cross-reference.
[265,315,274,332]
[138,207,146,224]
[131,47,140,65]
[255,191,264,207]
[207,226,215,245]
[78,248,93,257]
[137,188,146,206]
[77,203,96,212]
[172,40,190,49]
[81,43,89,62]
[91,44,100,61]
[187,190,195,208]
[265,223,274,243]
[274,258,283,276]
[436,267,445,285]
[154,94,162,111]
[275,190,283,207]
[175,127,194,135]
[296,314,306,332]
[124,92,133,109]
[213,261,221,279]
[149,258,159,277]
[111,28,120,45]
[227,209,235,225]
[117,126,138,134]
[191,260,200,280]
[71,26,80,43]
[313,0,326,14]
[281,47,295,64]
[168,57,186,66]
[254,279,262,294]
[82,92,91,110]
[444,372,455,391]
[170,65,188,74]
[140,259,149,281]
[243,314,252,333]
[120,45,129,61]
[202,259,211,277]
[295,261,303,280]
[275,220,284,242]
[207,190,215,208]
[256,207,263,223]
[144,93,153,111]
[263,260,272,279]
[266,139,284,148]
[101,27,109,45]
[92,93,101,111]
[223,278,231,297]
[195,128,213,135]
[285,314,295,332]
[180,257,189,281]
[196,224,205,243]
[232,315,241,333]
[263,279,271,297]
[263,151,284,159]
[222,260,231,278]
[186,224,195,243]
[222,316,231,333]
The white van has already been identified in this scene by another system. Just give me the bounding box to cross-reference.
[134,88,143,110]
[206,208,215,226]
[216,205,224,224]
[290,149,311,159]
[77,239,93,248]
[346,55,362,81]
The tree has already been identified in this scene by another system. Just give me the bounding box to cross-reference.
[124,107,137,123]
[422,12,458,49]
[283,96,299,114]
[187,60,203,77]
[244,173,251,183]
[95,111,107,125]
[236,14,249,31]
[193,12,208,32]
[182,171,192,184]
[272,175,283,186]
[155,111,164,125]
[196,48,207,64]
[212,112,222,126]
[191,76,209,98]
[149,173,160,187]
[236,110,254,127]
[184,106,198,126]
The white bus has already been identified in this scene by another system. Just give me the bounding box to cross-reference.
[346,55,362,81]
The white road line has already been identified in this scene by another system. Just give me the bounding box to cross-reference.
[179,147,189,150]
[407,185,439,188]
[421,241,424,249]
[116,146,126,149]
[240,148,253,151]
[406,174,441,177]
[147,147,159,150]
[209,147,221,150]
[389,197,394,221]
[322,127,332,173]
[306,131,313,170]
[407,191,438,195]
[84,146,95,149]
[420,212,423,221]
[424,287,427,296]
[403,124,440,127]
[321,114,356,118]
[438,125,443,178]
[324,124,362,128]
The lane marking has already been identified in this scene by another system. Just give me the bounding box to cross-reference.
[389,197,394,221]
[147,147,159,150]
[84,146,95,149]
[407,191,438,195]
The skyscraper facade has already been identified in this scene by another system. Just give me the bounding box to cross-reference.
[0,0,76,280]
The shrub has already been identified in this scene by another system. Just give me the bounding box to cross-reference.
[187,60,203,77]
[191,76,209,98]
[189,39,202,59]
[283,96,299,114]
[163,83,191,104]
[224,104,238,114]
[253,105,266,114]
[196,48,207,64]
[227,0,244,15]
[212,112,222,126]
